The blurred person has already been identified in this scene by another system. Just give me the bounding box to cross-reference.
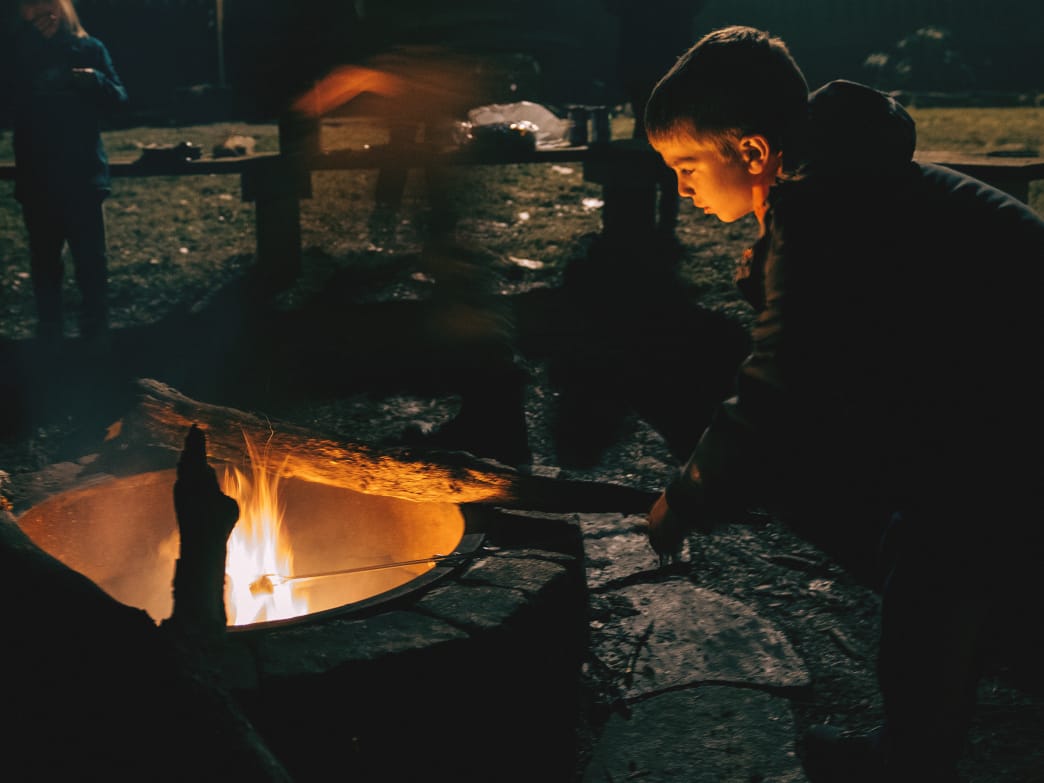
[640,26,1044,783]
[291,46,531,467]
[1,0,127,344]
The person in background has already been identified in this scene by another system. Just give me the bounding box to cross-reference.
[602,0,707,246]
[640,25,1044,783]
[1,0,127,345]
[290,46,532,468]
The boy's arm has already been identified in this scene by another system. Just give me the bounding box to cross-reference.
[75,39,128,110]
[653,232,791,539]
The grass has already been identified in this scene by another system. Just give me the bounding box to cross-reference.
[906,106,1043,154]
[908,106,1044,211]
[0,107,1041,341]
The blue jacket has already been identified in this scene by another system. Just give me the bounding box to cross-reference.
[3,24,127,204]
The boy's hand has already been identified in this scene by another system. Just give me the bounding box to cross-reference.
[644,492,690,563]
[71,68,98,89]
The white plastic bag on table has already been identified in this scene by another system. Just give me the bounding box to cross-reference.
[466,101,573,149]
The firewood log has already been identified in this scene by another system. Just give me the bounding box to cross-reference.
[103,378,657,513]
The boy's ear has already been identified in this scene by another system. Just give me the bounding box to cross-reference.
[739,135,773,174]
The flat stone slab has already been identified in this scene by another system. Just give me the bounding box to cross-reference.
[592,579,810,700]
[582,685,809,783]
[581,513,809,699]
[580,513,811,783]
[579,512,660,589]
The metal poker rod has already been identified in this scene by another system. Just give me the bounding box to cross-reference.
[248,552,466,595]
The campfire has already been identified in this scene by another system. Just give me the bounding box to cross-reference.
[16,379,652,633]
[18,428,476,630]
[219,430,474,626]
[8,379,658,781]
[221,436,307,625]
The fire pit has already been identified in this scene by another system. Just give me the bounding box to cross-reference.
[16,465,588,782]
[17,465,484,630]
[10,379,625,782]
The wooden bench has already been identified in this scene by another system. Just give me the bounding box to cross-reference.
[2,142,1041,284]
[913,149,1044,203]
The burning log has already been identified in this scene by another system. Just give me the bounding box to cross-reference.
[105,378,658,513]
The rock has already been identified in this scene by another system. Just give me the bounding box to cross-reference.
[582,685,809,783]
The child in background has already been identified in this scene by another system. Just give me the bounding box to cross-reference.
[3,0,127,344]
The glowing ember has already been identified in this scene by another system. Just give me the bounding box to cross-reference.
[222,433,307,626]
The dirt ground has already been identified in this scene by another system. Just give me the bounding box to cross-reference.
[1,184,1042,782]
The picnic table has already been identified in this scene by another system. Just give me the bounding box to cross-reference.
[2,141,1041,285]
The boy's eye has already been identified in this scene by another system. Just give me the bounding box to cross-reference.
[678,168,693,176]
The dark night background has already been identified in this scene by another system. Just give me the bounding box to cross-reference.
[3,0,1040,125]
[0,3,1042,782]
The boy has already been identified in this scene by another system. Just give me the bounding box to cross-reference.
[641,25,1044,783]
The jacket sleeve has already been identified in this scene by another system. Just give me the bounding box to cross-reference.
[86,38,128,111]
[665,210,793,520]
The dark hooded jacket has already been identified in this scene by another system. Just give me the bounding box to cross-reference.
[667,80,1044,530]
[2,22,127,204]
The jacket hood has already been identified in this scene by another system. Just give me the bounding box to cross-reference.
[799,79,916,175]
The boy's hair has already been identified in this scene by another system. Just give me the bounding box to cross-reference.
[17,0,88,38]
[644,26,808,158]
[57,0,87,38]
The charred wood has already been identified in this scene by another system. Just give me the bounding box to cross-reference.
[163,424,240,640]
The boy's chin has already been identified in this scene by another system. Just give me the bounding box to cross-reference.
[709,207,752,224]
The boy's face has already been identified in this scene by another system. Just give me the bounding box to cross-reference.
[651,133,762,224]
[20,0,62,39]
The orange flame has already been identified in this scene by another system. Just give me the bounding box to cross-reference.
[221,432,307,625]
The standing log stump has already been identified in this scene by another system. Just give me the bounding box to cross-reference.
[163,424,239,640]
